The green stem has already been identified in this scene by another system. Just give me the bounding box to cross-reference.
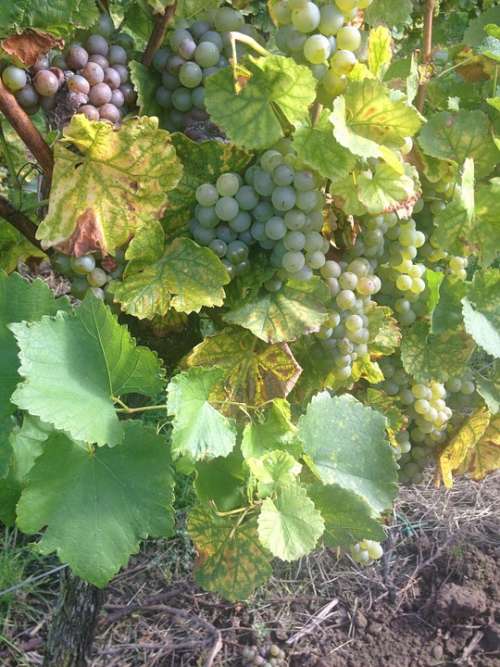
[436,55,475,80]
[0,119,21,204]
[492,65,499,97]
[115,402,167,414]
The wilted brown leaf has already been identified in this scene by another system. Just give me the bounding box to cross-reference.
[2,30,64,67]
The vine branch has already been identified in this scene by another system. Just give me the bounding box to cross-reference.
[0,194,43,250]
[142,1,177,67]
[0,79,53,177]
[416,0,436,113]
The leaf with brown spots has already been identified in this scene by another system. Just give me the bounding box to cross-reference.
[1,30,64,67]
[188,504,271,601]
[439,408,500,487]
[183,327,302,412]
[36,115,183,255]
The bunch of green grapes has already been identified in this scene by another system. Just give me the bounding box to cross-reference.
[152,6,260,135]
[1,13,136,124]
[350,539,383,565]
[52,249,125,301]
[272,0,371,102]
[318,257,382,381]
[242,643,287,666]
[190,141,328,284]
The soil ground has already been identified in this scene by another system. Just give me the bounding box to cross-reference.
[1,472,499,667]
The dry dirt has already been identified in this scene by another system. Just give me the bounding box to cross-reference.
[2,473,499,667]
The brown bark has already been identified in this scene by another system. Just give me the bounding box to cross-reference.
[416,0,437,113]
[43,570,106,667]
[0,78,53,177]
[142,2,177,67]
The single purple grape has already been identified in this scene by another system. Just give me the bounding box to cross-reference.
[119,83,136,106]
[178,38,197,60]
[68,74,90,95]
[108,45,127,65]
[81,62,104,85]
[113,64,128,84]
[103,67,120,90]
[89,54,109,69]
[15,84,39,108]
[66,45,89,70]
[166,55,185,74]
[31,55,50,74]
[78,104,100,121]
[49,67,65,87]
[110,89,124,107]
[89,82,112,106]
[86,34,109,57]
[33,69,60,96]
[40,95,57,111]
[99,103,120,123]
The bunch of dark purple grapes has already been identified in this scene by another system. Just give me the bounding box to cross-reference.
[1,14,137,125]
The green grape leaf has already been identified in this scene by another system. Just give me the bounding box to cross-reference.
[361,387,407,444]
[464,7,500,47]
[368,26,393,79]
[166,367,237,461]
[11,295,164,447]
[166,133,251,235]
[109,230,230,319]
[0,222,45,273]
[330,172,367,216]
[247,450,301,496]
[257,484,324,561]
[462,269,500,359]
[473,182,500,268]
[17,422,175,587]
[0,418,12,480]
[308,484,385,548]
[241,399,301,460]
[183,327,302,410]
[195,451,247,512]
[476,368,500,415]
[205,54,316,150]
[352,357,384,384]
[129,60,170,127]
[418,111,499,179]
[292,110,356,183]
[0,0,98,38]
[0,415,51,524]
[298,393,397,514]
[365,0,413,28]
[400,321,475,383]
[478,35,500,62]
[0,272,70,420]
[425,268,445,316]
[357,162,419,216]
[367,305,401,358]
[330,80,423,169]
[188,505,272,601]
[36,116,183,255]
[176,0,223,19]
[223,278,330,344]
[432,158,475,257]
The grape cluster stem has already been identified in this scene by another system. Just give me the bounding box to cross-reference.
[142,1,178,67]
[0,78,53,177]
[0,193,43,250]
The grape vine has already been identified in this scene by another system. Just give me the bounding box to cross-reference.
[0,0,498,616]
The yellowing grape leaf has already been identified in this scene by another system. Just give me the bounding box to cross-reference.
[36,116,183,256]
[188,505,272,601]
[109,223,230,319]
[439,408,500,487]
[368,26,393,79]
[330,79,423,172]
[183,327,302,410]
[223,278,330,344]
[205,54,316,150]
